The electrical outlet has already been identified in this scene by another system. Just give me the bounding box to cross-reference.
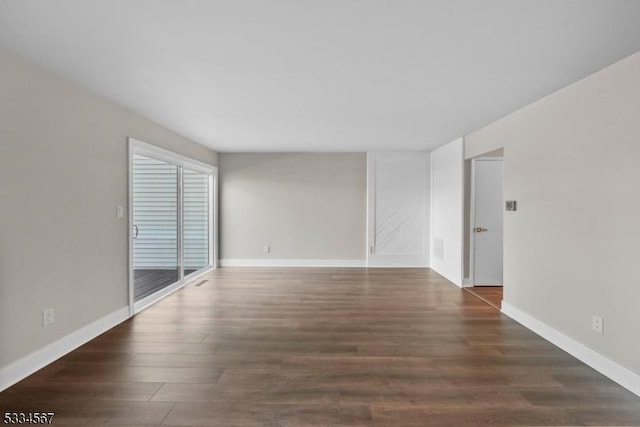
[592,315,603,334]
[116,205,124,218]
[263,245,271,254]
[43,308,55,327]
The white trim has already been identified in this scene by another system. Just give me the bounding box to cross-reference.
[469,158,477,285]
[129,138,214,174]
[128,142,135,315]
[366,256,428,268]
[220,259,366,267]
[177,166,184,282]
[211,171,218,269]
[501,302,640,397]
[0,307,130,392]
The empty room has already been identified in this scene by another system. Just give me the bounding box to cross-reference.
[1,1,639,425]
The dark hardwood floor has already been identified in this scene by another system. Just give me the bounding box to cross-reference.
[1,268,639,426]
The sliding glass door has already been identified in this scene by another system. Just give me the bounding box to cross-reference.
[132,155,179,302]
[183,168,210,276]
[129,138,216,313]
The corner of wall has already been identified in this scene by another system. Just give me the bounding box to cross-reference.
[0,307,130,392]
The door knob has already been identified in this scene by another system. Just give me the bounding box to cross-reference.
[475,227,488,233]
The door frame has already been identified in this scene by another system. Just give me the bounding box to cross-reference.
[469,157,503,287]
[366,152,430,267]
[128,137,218,315]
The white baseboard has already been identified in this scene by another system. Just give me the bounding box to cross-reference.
[366,254,429,268]
[220,259,366,267]
[0,306,130,392]
[501,301,640,397]
[366,262,430,268]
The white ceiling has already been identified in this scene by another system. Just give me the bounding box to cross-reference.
[1,1,639,153]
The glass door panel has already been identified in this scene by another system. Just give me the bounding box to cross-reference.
[183,168,210,275]
[132,154,179,301]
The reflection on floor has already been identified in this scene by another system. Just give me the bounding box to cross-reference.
[134,269,199,301]
[134,269,178,301]
[464,286,503,310]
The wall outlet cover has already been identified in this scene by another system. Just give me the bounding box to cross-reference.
[42,308,55,327]
[592,315,604,334]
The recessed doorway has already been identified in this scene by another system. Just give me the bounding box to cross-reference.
[464,150,504,309]
[470,157,504,286]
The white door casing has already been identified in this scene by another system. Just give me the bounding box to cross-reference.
[367,152,430,267]
[471,158,503,286]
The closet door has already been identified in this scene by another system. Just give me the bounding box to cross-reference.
[367,152,430,267]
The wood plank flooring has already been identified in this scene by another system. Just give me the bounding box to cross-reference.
[464,286,503,310]
[1,268,639,426]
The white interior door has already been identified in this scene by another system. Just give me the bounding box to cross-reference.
[472,159,503,285]
[367,152,429,267]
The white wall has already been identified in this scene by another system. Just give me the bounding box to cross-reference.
[430,139,464,285]
[0,47,217,382]
[219,153,366,265]
[465,51,640,377]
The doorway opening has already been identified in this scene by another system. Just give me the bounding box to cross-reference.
[129,138,217,314]
[464,149,504,308]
